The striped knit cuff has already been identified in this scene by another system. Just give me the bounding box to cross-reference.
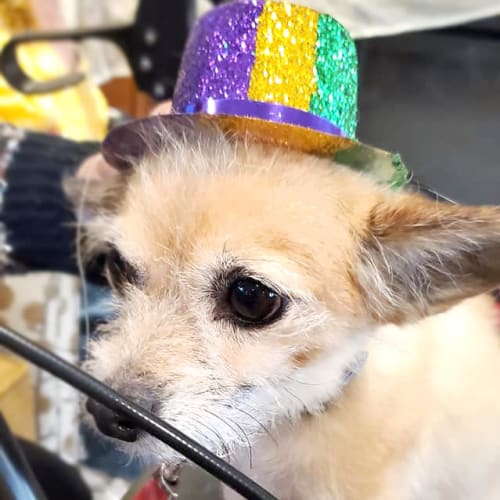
[0,127,100,276]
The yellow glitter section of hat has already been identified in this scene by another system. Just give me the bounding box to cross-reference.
[248,1,319,111]
[213,115,354,156]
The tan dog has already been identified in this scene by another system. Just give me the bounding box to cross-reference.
[70,118,500,500]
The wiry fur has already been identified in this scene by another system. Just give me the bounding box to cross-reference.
[70,118,500,499]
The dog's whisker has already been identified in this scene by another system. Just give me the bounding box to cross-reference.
[75,176,92,353]
[229,403,278,448]
[224,414,255,470]
[202,408,253,468]
[190,414,232,463]
[281,386,309,411]
[285,375,324,387]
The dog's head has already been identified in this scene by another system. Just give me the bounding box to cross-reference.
[69,117,500,463]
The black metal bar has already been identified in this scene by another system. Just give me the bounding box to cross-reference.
[0,25,131,94]
[0,0,196,99]
[0,325,277,500]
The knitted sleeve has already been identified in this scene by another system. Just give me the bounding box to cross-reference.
[0,124,105,283]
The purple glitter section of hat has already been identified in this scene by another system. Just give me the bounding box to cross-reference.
[173,0,264,111]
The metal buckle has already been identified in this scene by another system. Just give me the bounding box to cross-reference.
[156,463,180,498]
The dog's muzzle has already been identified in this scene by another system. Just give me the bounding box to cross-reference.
[86,398,141,442]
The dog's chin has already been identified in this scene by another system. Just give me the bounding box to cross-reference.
[116,434,189,466]
[89,424,236,468]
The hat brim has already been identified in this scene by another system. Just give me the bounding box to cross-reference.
[102,113,409,188]
[103,113,352,165]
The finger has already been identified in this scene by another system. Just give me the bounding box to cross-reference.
[150,100,173,116]
[77,153,119,179]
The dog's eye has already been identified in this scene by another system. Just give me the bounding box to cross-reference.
[104,248,140,293]
[228,278,283,325]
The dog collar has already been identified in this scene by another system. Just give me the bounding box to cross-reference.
[301,350,368,419]
[340,350,368,388]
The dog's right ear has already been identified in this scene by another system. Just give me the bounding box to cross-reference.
[356,192,500,325]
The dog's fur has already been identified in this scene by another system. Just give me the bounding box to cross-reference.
[70,118,500,499]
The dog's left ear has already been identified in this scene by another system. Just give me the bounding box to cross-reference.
[357,193,500,324]
[63,172,129,222]
[63,171,131,264]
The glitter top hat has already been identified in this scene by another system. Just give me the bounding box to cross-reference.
[103,0,409,188]
[172,0,357,154]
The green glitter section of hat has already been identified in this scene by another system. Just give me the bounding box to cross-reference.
[333,144,410,189]
[310,14,358,139]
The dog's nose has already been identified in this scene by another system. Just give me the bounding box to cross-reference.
[86,398,139,442]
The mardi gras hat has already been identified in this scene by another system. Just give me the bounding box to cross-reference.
[103,0,409,188]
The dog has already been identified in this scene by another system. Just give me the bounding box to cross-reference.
[69,117,500,500]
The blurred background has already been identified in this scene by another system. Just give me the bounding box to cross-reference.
[0,1,498,499]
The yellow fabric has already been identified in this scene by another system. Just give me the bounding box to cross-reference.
[0,353,35,441]
[0,1,108,140]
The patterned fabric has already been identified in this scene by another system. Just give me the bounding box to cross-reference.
[0,273,80,461]
[0,273,139,498]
